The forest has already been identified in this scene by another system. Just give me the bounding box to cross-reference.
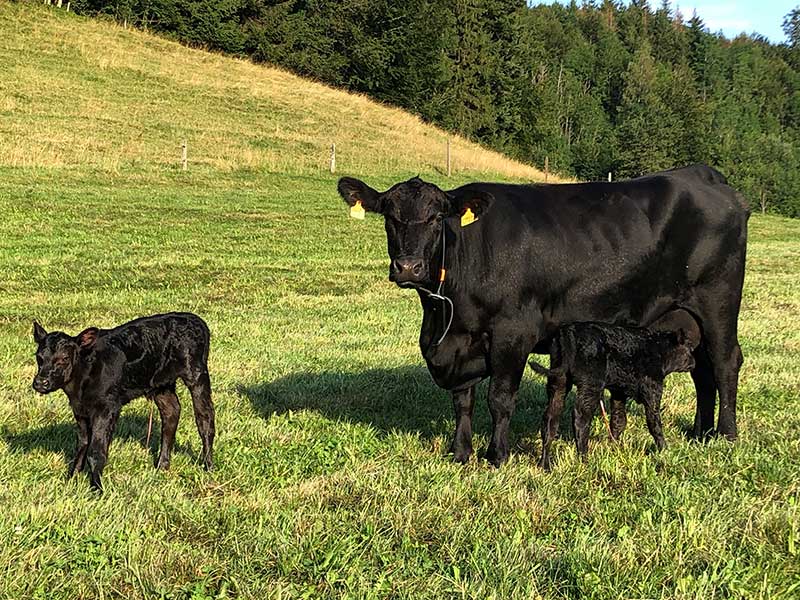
[69,0,800,217]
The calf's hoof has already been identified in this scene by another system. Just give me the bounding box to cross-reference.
[156,458,171,470]
[537,455,552,471]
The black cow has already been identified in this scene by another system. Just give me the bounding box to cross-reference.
[529,321,696,469]
[337,165,748,466]
[32,312,215,491]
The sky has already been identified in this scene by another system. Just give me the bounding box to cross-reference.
[544,1,797,43]
[679,0,795,43]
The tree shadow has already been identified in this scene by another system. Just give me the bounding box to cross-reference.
[2,412,197,474]
[238,365,553,450]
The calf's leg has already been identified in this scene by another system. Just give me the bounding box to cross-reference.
[152,386,180,470]
[608,388,627,441]
[640,380,667,451]
[186,371,215,470]
[449,386,476,464]
[86,408,119,492]
[538,371,571,471]
[573,383,602,459]
[69,414,90,478]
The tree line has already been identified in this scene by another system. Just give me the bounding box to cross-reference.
[69,0,800,217]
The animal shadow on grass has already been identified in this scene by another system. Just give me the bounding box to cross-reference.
[240,365,551,454]
[2,410,195,477]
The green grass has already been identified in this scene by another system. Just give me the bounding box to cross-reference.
[1,3,800,599]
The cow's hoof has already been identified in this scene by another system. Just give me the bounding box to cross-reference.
[485,449,508,468]
[451,450,471,465]
[691,428,716,443]
[537,456,552,471]
[156,459,171,470]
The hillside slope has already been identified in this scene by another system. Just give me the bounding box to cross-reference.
[0,3,549,180]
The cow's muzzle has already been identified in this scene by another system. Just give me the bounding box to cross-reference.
[390,257,427,285]
[32,377,52,394]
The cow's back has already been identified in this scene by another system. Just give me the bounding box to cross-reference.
[449,164,748,334]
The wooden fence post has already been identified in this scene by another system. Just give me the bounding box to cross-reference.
[56,0,62,8]
[181,140,187,171]
[608,172,612,182]
[330,143,336,174]
[446,138,451,177]
[66,2,70,11]
[544,156,549,183]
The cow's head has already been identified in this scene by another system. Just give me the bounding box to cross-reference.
[32,321,98,394]
[661,329,696,375]
[338,177,492,286]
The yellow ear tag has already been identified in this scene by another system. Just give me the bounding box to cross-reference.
[460,207,477,227]
[350,200,366,220]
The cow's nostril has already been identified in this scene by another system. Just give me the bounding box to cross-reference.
[411,262,423,276]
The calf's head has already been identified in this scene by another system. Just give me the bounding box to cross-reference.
[338,177,492,286]
[32,322,98,394]
[661,329,696,375]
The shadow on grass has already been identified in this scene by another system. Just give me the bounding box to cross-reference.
[2,412,197,474]
[239,365,552,446]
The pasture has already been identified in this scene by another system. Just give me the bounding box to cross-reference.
[1,4,799,599]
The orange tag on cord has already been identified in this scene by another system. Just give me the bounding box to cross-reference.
[350,200,366,219]
[439,268,446,283]
[461,207,477,227]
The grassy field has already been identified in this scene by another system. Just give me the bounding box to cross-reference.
[2,3,800,599]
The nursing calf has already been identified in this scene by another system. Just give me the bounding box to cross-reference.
[32,312,215,491]
[530,322,696,470]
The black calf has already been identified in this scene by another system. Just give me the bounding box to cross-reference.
[530,322,695,470]
[32,312,215,491]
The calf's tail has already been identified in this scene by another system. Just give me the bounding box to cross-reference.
[528,360,559,378]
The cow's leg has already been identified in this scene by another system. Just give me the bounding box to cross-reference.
[691,345,717,439]
[573,382,602,458]
[449,386,476,464]
[484,335,531,468]
[538,371,572,471]
[713,340,743,440]
[69,413,90,478]
[608,387,627,441]
[696,313,743,441]
[185,371,215,470]
[152,386,180,470]
[640,380,666,451]
[87,407,120,492]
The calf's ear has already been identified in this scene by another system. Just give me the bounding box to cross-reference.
[33,321,47,344]
[337,177,384,214]
[447,190,494,219]
[675,328,687,346]
[77,327,99,350]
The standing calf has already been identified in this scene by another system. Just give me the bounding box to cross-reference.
[530,322,695,470]
[32,312,215,491]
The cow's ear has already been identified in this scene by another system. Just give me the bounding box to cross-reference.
[77,327,99,350]
[447,190,494,219]
[337,177,384,214]
[33,321,47,344]
[675,328,688,346]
